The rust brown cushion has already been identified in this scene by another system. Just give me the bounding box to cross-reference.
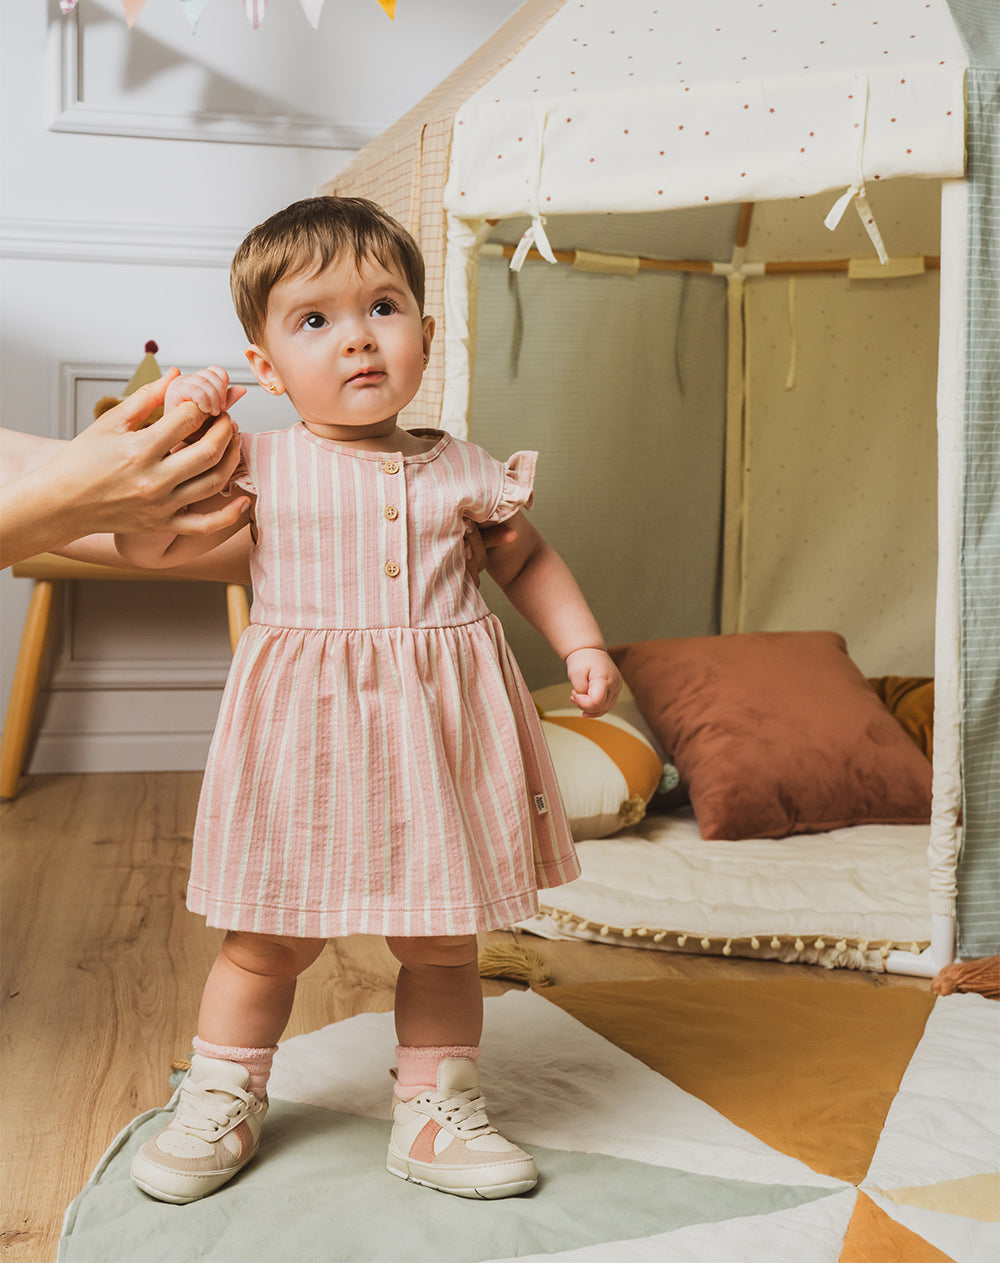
[609,632,932,840]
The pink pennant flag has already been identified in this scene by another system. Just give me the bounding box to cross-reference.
[376,0,396,17]
[59,1,80,14]
[121,0,148,26]
[242,0,270,27]
[298,0,326,27]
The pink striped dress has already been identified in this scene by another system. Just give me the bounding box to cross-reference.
[187,423,580,938]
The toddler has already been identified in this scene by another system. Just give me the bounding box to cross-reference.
[117,196,621,1204]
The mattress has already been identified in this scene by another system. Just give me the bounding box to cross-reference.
[522,808,933,970]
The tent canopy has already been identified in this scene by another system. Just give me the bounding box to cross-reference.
[445,1,966,225]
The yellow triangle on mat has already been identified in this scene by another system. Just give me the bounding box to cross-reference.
[542,978,935,1186]
[882,1173,1000,1223]
[375,0,395,17]
[839,1191,956,1262]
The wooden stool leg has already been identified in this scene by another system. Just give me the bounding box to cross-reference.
[225,584,250,654]
[0,579,57,799]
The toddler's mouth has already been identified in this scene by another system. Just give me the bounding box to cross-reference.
[347,368,385,385]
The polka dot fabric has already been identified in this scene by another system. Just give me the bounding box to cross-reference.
[445,0,967,220]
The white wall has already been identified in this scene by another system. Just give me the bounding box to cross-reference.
[1,0,520,774]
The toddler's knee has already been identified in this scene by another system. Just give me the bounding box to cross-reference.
[221,931,324,980]
[387,934,478,972]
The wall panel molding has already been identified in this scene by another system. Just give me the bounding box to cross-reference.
[0,217,240,267]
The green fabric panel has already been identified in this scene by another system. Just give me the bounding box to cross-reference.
[60,1099,836,1262]
[956,68,1000,958]
[944,0,1000,68]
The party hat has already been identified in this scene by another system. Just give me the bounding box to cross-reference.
[123,339,164,424]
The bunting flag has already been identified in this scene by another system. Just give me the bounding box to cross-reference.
[122,0,147,25]
[297,0,326,28]
[179,0,210,32]
[241,0,269,27]
[55,1,396,29]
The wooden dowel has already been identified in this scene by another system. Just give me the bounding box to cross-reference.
[735,202,755,250]
[763,256,940,274]
[494,244,940,277]
[495,244,715,273]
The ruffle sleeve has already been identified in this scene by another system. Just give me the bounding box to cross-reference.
[230,436,256,497]
[485,450,537,524]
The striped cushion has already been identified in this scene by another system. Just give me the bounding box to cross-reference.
[540,709,663,840]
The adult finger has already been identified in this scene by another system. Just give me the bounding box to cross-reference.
[144,397,217,455]
[163,416,242,496]
[106,370,179,434]
[169,497,252,536]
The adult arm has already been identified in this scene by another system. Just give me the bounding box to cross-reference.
[0,371,246,570]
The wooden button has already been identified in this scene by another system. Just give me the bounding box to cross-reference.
[384,561,400,578]
[384,504,399,521]
[382,460,401,475]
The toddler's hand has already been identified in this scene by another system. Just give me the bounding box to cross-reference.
[164,366,246,417]
[566,648,622,718]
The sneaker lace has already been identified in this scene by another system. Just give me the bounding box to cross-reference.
[426,1086,496,1137]
[174,1076,254,1138]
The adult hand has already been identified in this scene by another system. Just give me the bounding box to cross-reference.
[0,370,246,570]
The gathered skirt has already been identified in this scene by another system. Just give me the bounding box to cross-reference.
[187,613,580,938]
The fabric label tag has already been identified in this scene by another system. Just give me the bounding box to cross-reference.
[533,793,549,815]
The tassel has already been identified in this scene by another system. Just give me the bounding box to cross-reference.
[618,794,648,829]
[931,956,1000,999]
[477,941,551,987]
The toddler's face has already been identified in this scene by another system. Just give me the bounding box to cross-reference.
[247,252,433,440]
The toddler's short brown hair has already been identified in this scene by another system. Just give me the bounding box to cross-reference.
[230,196,425,346]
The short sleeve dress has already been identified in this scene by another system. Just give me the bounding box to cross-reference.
[187,423,581,939]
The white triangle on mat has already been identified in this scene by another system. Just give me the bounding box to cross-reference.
[269,990,845,1190]
[269,1010,397,1120]
[863,993,1000,1190]
[479,1187,858,1263]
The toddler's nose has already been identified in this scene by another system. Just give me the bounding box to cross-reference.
[344,327,376,355]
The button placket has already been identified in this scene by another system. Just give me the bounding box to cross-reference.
[378,455,408,623]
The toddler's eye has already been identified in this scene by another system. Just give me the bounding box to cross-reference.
[303,313,326,329]
[371,299,397,317]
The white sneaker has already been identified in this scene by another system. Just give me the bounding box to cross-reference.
[130,1054,267,1204]
[387,1058,537,1199]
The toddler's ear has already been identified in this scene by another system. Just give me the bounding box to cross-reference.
[245,344,283,396]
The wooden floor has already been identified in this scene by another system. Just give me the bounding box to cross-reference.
[1,772,930,1262]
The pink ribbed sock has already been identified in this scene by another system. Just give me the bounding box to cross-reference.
[394,1044,480,1101]
[192,1036,277,1100]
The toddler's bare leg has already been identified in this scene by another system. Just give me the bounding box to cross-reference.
[386,934,482,1048]
[198,930,326,1048]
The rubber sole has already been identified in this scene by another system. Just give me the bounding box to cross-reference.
[130,1146,258,1205]
[386,1156,537,1200]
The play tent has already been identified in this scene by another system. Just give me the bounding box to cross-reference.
[322,0,999,971]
